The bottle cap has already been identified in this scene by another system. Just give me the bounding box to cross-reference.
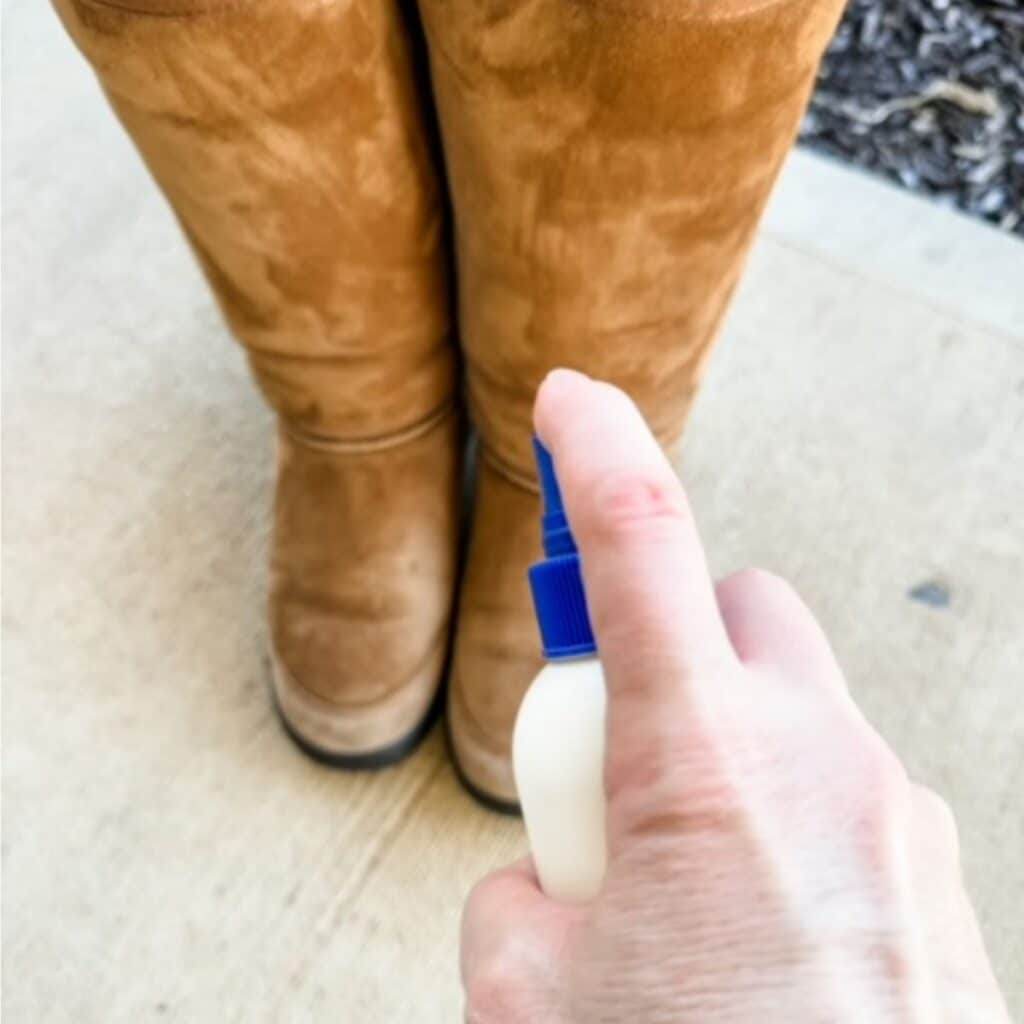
[528,437,597,659]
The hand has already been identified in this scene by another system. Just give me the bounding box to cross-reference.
[460,369,1009,1023]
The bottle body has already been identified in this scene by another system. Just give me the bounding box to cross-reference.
[513,655,607,903]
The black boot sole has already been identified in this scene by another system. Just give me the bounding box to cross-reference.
[272,686,442,772]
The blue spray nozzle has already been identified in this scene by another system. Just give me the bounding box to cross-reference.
[529,437,596,660]
[533,437,577,558]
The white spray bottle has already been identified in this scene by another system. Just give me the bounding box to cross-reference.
[513,439,607,903]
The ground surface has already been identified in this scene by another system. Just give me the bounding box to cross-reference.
[4,1,1024,1020]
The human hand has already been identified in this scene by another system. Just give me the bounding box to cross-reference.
[460,369,1008,1023]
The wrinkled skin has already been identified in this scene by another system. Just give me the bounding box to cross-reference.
[460,370,1010,1024]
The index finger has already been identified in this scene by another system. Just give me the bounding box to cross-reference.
[533,370,735,713]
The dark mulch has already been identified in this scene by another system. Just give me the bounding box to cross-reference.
[800,0,1024,236]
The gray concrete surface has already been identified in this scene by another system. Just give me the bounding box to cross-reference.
[4,0,1023,1019]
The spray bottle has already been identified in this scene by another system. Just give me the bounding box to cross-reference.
[512,439,607,903]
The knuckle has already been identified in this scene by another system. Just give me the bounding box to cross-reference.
[584,469,689,542]
[463,875,499,927]
[720,567,798,604]
[914,785,960,850]
[843,732,913,859]
[464,960,529,1024]
[860,734,909,801]
[609,721,748,843]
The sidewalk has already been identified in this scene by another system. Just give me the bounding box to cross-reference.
[4,1,1023,1019]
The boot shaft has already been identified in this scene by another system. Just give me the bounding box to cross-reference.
[418,0,847,474]
[54,0,455,440]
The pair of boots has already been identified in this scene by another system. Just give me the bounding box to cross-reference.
[55,0,843,809]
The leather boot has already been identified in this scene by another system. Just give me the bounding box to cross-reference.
[419,0,846,806]
[54,0,460,765]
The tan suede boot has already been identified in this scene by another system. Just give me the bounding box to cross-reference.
[419,0,847,806]
[55,0,460,765]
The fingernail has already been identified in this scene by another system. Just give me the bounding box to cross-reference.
[542,367,591,393]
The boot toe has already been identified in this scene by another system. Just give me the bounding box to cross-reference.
[270,638,446,769]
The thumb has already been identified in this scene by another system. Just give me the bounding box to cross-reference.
[460,858,576,1010]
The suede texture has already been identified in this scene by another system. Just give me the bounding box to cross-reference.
[270,412,461,753]
[447,460,543,803]
[52,0,845,784]
[53,0,461,757]
[418,0,847,802]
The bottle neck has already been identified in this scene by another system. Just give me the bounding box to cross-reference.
[530,438,597,659]
[546,649,599,664]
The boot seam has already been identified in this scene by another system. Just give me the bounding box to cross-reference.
[478,446,539,495]
[73,0,262,17]
[282,400,458,455]
[569,0,824,26]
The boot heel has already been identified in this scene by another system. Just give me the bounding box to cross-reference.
[269,644,445,771]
